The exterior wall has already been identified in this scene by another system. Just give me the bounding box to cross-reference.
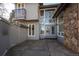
[63,4,78,52]
[25,3,39,20]
[56,4,79,53]
[0,19,28,55]
[9,24,28,47]
[0,20,10,56]
[78,4,79,52]
[26,22,39,40]
[14,3,39,40]
[14,3,39,21]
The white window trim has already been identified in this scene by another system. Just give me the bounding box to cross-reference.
[28,24,35,37]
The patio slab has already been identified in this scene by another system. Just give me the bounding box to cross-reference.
[5,40,78,56]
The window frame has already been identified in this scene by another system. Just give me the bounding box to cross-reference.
[57,13,64,37]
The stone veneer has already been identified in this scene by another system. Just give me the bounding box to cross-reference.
[63,4,78,53]
[57,4,79,53]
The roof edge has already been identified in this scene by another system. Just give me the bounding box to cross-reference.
[39,4,59,9]
[53,3,69,18]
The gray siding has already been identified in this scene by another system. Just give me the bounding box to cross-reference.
[9,24,28,47]
[0,19,28,55]
[0,20,10,56]
[25,3,39,20]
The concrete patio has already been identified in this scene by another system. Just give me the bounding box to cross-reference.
[5,40,78,56]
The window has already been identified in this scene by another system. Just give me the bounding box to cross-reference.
[40,10,44,16]
[29,25,31,35]
[16,3,24,8]
[58,12,64,37]
[18,4,21,8]
[28,24,35,36]
[32,25,34,35]
[59,24,64,32]
[22,3,24,7]
[52,26,54,34]
[40,24,45,34]
[45,11,53,23]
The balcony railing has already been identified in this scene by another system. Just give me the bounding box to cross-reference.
[14,8,26,20]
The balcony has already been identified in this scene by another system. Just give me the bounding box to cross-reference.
[14,8,26,20]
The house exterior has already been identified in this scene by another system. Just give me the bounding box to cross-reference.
[11,3,58,40]
[53,3,79,53]
[12,3,40,40]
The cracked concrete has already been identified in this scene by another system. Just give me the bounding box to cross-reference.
[5,40,78,56]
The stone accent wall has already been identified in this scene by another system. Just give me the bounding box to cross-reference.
[63,4,79,53]
[77,4,79,52]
